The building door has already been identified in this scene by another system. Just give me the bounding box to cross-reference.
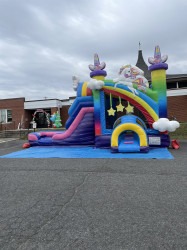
[32,109,51,128]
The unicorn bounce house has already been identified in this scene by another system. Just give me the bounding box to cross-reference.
[27,46,180,153]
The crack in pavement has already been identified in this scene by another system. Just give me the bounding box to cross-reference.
[64,183,97,250]
[16,173,90,250]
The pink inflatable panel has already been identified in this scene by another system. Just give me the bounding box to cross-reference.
[53,107,94,140]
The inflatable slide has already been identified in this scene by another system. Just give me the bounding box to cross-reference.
[28,97,95,146]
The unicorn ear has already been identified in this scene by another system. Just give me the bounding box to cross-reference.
[132,65,144,75]
[119,66,124,74]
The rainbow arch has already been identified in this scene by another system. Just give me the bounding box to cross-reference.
[103,85,159,126]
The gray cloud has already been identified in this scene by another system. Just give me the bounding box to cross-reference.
[0,0,187,100]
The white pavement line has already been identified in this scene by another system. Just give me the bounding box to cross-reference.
[0,138,19,144]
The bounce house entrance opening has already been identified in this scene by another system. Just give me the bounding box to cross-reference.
[111,115,149,153]
[118,131,140,153]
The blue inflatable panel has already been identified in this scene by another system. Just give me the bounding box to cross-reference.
[68,96,93,115]
[38,137,53,146]
[77,82,84,97]
[95,135,111,148]
[146,128,160,135]
[118,140,140,153]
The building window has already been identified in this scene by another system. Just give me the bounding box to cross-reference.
[0,109,12,123]
[178,82,187,88]
[7,110,12,122]
[167,82,177,89]
[167,81,187,89]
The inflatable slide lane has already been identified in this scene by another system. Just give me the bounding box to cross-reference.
[28,96,95,146]
[111,115,149,153]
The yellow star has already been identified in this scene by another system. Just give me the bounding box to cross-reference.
[107,107,116,116]
[125,102,134,114]
[116,103,124,112]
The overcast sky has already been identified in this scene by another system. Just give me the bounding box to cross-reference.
[0,0,187,101]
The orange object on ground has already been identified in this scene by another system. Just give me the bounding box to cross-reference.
[171,140,180,149]
[22,143,30,148]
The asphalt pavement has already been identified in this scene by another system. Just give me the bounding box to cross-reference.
[0,139,187,250]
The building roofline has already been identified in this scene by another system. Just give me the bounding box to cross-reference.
[0,97,25,101]
[25,98,62,103]
[166,74,187,79]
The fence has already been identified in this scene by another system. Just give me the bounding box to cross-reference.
[0,127,66,139]
[0,129,30,139]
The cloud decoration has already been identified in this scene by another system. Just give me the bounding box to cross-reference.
[153,118,180,132]
[87,79,104,90]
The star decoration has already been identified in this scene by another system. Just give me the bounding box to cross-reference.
[116,103,124,112]
[125,102,134,114]
[107,107,116,116]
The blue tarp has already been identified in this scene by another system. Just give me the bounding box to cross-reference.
[0,146,174,159]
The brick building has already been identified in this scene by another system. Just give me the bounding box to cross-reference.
[0,97,75,130]
[0,97,25,130]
